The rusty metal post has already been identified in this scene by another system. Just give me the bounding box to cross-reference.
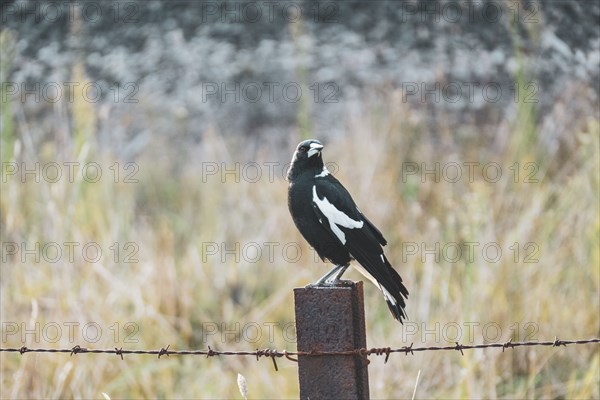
[294,281,369,400]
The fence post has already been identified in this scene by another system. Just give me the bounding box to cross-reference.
[294,281,369,400]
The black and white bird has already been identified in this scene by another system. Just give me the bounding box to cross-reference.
[287,139,409,323]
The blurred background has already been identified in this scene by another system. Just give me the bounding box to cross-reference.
[1,0,599,398]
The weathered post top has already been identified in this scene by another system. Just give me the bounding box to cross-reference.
[294,281,369,400]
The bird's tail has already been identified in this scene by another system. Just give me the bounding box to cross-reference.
[379,264,409,322]
[352,254,409,323]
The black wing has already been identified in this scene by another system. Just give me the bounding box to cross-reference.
[312,176,409,322]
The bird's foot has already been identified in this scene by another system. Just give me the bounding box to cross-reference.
[310,264,349,287]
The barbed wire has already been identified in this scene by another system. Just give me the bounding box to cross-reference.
[2,337,598,371]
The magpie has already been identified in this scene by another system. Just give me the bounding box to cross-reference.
[287,139,409,323]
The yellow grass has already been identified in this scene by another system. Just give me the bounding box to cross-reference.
[1,73,599,398]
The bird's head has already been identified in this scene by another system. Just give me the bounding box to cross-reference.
[286,139,324,181]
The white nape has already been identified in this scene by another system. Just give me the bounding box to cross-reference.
[315,166,330,178]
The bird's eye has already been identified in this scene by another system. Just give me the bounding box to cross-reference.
[299,147,307,153]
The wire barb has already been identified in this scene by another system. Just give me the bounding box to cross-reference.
[552,336,566,347]
[115,347,124,360]
[255,348,280,371]
[158,344,170,359]
[70,345,85,356]
[403,343,415,356]
[206,345,216,358]
[454,342,464,355]
[369,347,392,363]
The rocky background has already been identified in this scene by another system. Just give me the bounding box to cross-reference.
[3,0,599,158]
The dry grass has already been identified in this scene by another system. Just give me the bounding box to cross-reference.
[1,71,599,398]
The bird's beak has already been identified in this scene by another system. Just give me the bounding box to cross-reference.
[307,142,323,158]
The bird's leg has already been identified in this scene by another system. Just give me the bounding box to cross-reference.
[312,264,350,286]
[313,265,344,285]
[325,264,349,283]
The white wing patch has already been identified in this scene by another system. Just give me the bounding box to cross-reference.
[312,185,364,245]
